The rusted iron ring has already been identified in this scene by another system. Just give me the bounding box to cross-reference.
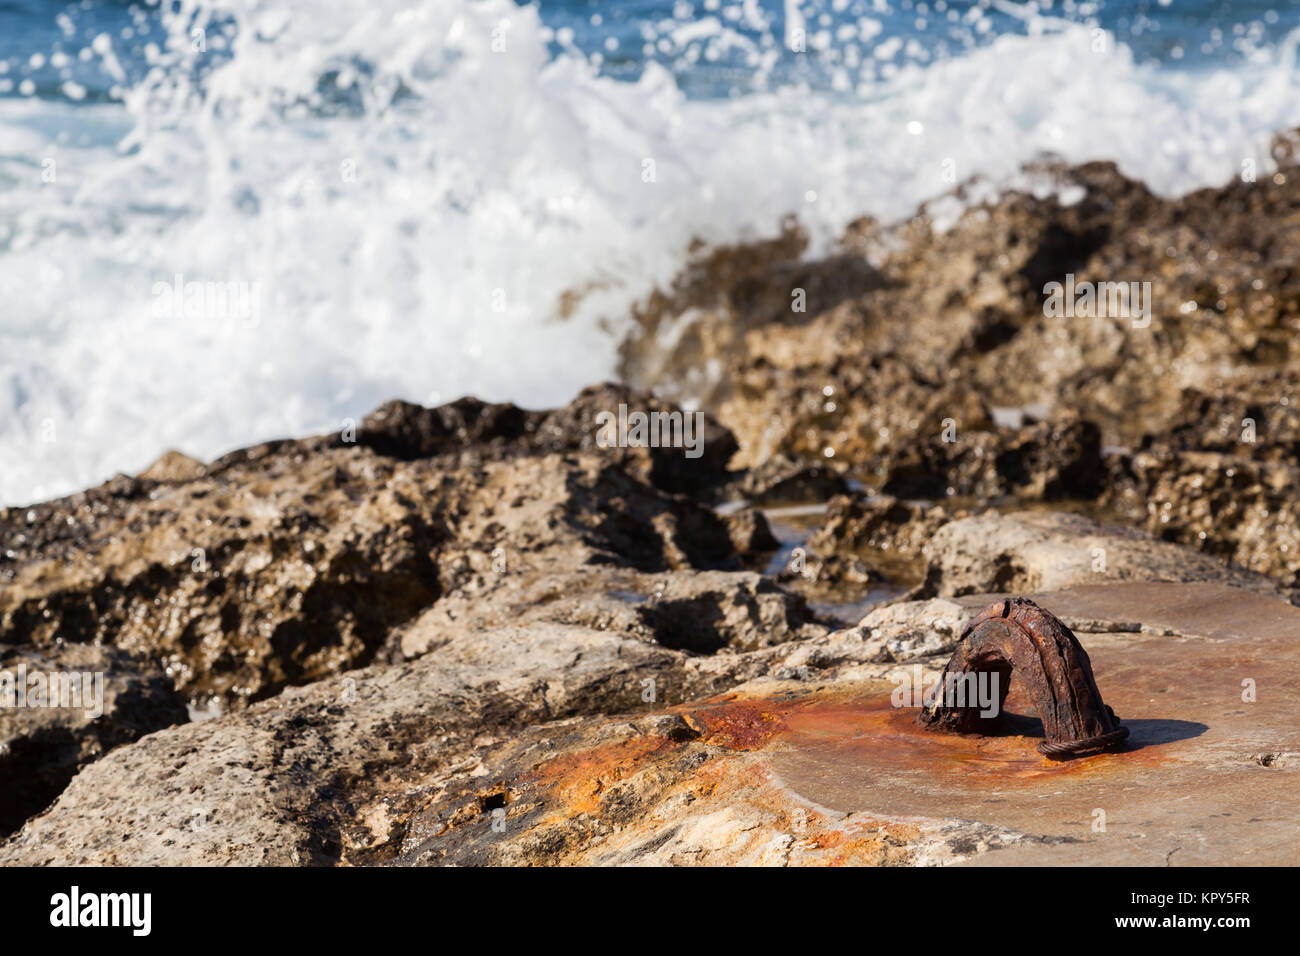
[1037,726,1130,757]
[918,596,1129,760]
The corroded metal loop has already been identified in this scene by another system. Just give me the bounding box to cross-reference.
[1037,726,1129,757]
[917,597,1128,760]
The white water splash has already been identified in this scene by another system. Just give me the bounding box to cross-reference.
[1,0,1299,505]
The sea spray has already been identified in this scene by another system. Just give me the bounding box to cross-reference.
[2,1,1300,504]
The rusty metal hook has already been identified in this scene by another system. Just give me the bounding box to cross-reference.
[917,597,1129,759]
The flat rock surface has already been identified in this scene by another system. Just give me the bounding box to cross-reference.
[954,580,1300,641]
[4,579,1292,866]
[922,511,1279,598]
[771,582,1300,865]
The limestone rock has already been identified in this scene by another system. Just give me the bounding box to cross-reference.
[0,622,688,865]
[138,450,207,483]
[920,510,1279,598]
[1103,448,1300,592]
[391,568,830,660]
[877,416,1105,501]
[806,493,957,586]
[0,392,746,707]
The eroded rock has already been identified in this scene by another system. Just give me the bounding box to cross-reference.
[877,416,1105,501]
[628,154,1300,479]
[1103,448,1300,593]
[805,493,957,585]
[391,568,829,660]
[0,391,748,708]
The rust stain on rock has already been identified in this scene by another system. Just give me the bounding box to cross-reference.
[520,733,681,817]
[676,701,790,750]
[779,696,1164,784]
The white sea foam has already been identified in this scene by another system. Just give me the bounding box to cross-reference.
[2,0,1299,505]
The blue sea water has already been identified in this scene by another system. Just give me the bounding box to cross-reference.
[1,0,1299,504]
[2,1,1298,101]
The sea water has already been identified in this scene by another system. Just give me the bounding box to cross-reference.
[1,0,1299,505]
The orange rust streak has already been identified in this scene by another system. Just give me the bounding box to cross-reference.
[781,695,1170,783]
[680,701,790,751]
[520,683,1172,831]
[518,734,679,817]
